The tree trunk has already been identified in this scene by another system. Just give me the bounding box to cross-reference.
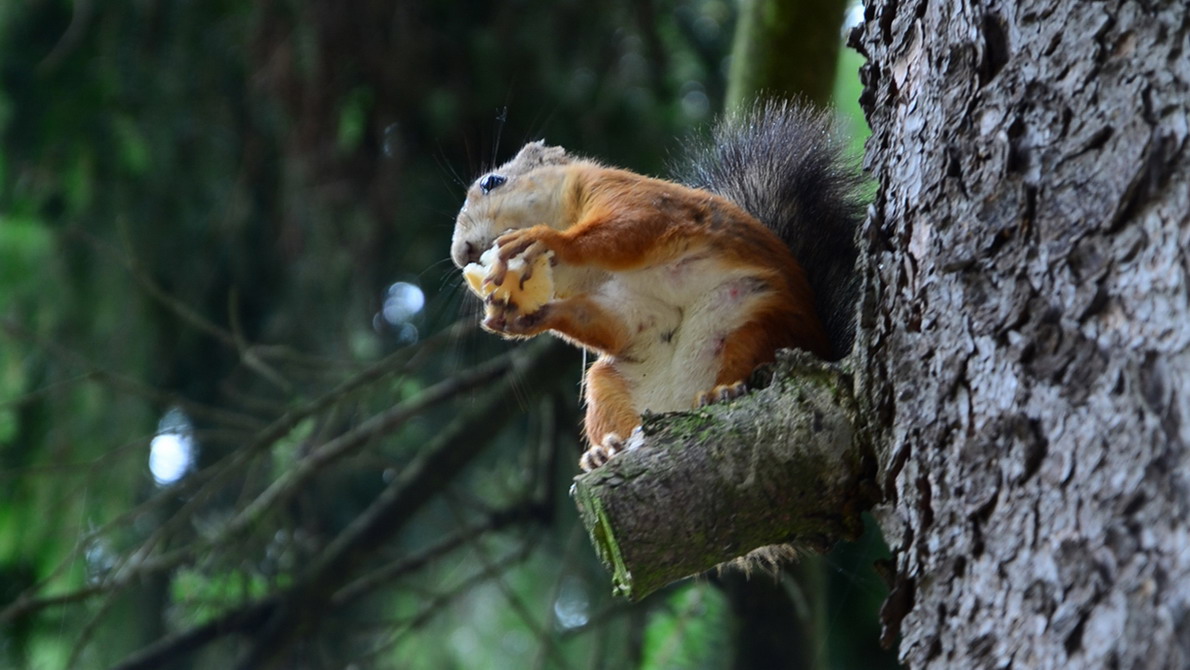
[852,0,1190,667]
[726,0,849,109]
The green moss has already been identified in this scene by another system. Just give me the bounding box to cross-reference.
[640,410,713,439]
[573,480,634,597]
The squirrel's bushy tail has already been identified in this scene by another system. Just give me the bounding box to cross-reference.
[672,100,864,359]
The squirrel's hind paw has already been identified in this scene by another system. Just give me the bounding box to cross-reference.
[695,381,748,408]
[579,433,627,472]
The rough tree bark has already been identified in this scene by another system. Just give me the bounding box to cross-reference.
[853,0,1190,667]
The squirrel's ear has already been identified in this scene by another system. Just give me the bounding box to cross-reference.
[513,140,569,168]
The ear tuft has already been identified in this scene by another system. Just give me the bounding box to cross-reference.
[511,141,570,169]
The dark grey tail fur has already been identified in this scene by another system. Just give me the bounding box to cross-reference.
[672,100,864,359]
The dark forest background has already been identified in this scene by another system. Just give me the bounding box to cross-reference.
[0,1,894,667]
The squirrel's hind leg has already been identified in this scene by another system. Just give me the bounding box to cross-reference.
[690,309,796,408]
[580,359,640,471]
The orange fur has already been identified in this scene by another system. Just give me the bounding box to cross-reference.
[583,359,641,446]
[715,290,830,387]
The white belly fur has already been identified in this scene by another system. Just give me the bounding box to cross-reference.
[580,254,769,414]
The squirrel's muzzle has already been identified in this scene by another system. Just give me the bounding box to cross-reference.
[451,238,481,268]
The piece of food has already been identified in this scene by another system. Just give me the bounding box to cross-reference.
[463,242,554,315]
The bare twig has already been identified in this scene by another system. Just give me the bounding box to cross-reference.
[105,340,573,670]
[354,543,535,662]
[66,587,120,670]
[0,320,483,625]
[108,597,279,670]
[37,0,94,73]
[128,342,525,579]
[0,317,264,432]
[332,500,547,606]
[232,340,571,670]
[446,494,571,670]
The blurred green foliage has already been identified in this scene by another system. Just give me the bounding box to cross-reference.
[0,0,892,668]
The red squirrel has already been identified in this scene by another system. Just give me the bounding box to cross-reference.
[451,101,861,471]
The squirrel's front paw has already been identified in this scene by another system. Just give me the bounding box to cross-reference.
[493,227,557,276]
[579,433,627,472]
[481,301,550,337]
[463,240,555,327]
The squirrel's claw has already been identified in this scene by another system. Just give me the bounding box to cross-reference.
[695,381,748,407]
[494,228,537,259]
[487,234,533,287]
[494,228,556,277]
[484,302,549,337]
[579,432,626,472]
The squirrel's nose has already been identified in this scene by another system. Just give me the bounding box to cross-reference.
[451,239,479,268]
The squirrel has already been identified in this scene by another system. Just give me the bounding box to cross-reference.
[450,100,861,471]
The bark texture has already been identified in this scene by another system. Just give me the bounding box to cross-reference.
[572,352,876,600]
[852,1,1190,667]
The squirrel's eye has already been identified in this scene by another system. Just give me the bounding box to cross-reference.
[479,174,507,194]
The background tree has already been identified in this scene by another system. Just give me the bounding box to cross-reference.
[0,1,895,668]
[727,0,849,108]
[851,0,1190,666]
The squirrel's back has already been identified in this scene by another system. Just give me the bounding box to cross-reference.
[672,100,863,359]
